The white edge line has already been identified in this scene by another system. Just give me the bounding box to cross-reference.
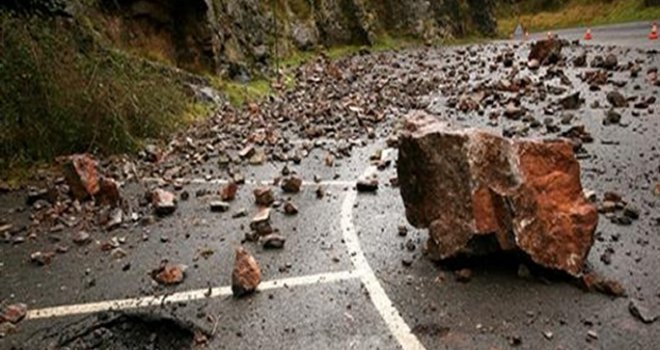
[340,149,427,350]
[25,270,360,320]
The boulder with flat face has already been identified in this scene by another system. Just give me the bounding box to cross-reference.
[398,111,597,276]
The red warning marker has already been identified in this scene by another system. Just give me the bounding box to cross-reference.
[584,27,592,40]
[650,22,658,40]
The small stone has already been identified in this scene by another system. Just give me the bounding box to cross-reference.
[527,59,540,70]
[543,331,553,340]
[397,225,408,237]
[110,247,127,259]
[603,54,618,70]
[356,177,378,192]
[250,207,272,235]
[210,201,230,213]
[623,206,640,220]
[325,153,335,167]
[151,261,186,285]
[315,186,325,199]
[587,330,598,340]
[559,92,582,110]
[30,251,54,266]
[72,231,91,245]
[249,148,266,165]
[262,234,286,249]
[253,187,275,206]
[629,299,658,324]
[232,247,262,297]
[105,208,123,230]
[151,189,177,216]
[220,182,238,201]
[603,109,621,125]
[283,201,298,215]
[281,176,303,193]
[0,303,27,324]
[607,91,628,108]
[401,257,413,267]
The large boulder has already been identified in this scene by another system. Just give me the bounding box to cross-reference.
[398,111,597,276]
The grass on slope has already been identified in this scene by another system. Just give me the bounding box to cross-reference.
[498,0,660,37]
[0,14,207,178]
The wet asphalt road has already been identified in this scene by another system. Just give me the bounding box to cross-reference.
[1,23,660,349]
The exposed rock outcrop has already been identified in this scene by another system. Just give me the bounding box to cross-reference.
[4,0,497,74]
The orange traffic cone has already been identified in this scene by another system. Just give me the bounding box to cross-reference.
[650,22,658,40]
[584,27,592,40]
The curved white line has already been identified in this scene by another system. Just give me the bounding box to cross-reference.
[340,149,426,350]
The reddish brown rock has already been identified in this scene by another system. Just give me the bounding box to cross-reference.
[281,176,303,193]
[253,186,275,206]
[63,154,100,200]
[151,261,186,285]
[232,247,262,297]
[220,182,239,201]
[398,111,597,276]
[0,303,27,324]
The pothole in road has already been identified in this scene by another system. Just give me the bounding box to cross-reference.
[49,312,207,350]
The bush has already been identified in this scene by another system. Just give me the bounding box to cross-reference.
[0,13,192,166]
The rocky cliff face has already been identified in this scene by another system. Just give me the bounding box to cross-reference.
[1,0,497,75]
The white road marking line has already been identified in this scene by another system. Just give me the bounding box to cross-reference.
[26,270,361,320]
[340,149,427,350]
[141,177,355,187]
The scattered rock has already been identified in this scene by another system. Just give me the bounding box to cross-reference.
[629,299,658,324]
[151,261,186,285]
[357,177,379,193]
[398,111,597,276]
[63,154,100,200]
[151,189,177,216]
[72,230,91,245]
[0,303,27,324]
[607,91,628,108]
[603,54,618,70]
[30,251,55,266]
[281,176,303,193]
[528,39,563,65]
[254,187,275,206]
[232,247,262,297]
[262,234,286,249]
[220,182,238,201]
[250,207,273,235]
[603,109,621,125]
[283,201,298,215]
[210,201,230,213]
[559,92,582,110]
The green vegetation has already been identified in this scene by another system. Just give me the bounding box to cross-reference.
[0,14,204,172]
[498,0,660,37]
